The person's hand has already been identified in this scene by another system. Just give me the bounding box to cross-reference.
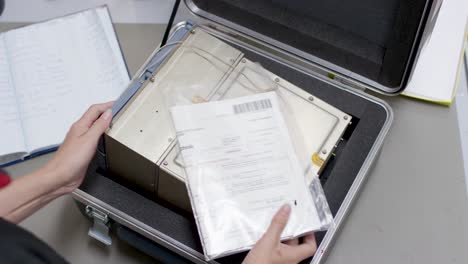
[43,102,113,194]
[0,102,113,223]
[243,204,317,264]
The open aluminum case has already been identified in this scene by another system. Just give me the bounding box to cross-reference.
[72,0,434,263]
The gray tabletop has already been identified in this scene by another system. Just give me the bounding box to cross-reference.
[326,90,468,263]
[4,22,468,264]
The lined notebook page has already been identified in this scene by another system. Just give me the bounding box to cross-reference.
[0,34,25,156]
[4,7,129,152]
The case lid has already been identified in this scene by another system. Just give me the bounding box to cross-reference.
[185,0,433,94]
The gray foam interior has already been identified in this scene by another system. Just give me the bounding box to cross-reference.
[78,37,388,263]
[190,0,431,90]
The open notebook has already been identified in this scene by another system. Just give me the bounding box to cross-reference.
[0,6,129,166]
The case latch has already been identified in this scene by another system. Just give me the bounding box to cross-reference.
[85,205,112,246]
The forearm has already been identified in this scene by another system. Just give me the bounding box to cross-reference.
[0,103,112,223]
[4,189,62,223]
[0,167,62,223]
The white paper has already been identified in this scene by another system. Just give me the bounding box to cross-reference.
[0,0,174,24]
[402,0,468,103]
[171,92,321,259]
[3,7,129,152]
[0,35,26,155]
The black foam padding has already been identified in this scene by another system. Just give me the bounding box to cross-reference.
[0,0,4,16]
[80,162,203,252]
[190,0,431,89]
[116,225,192,264]
[79,38,389,263]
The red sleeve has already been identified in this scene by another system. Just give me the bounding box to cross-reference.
[0,170,11,189]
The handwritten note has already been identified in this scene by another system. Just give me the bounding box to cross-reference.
[0,35,25,155]
[0,7,129,158]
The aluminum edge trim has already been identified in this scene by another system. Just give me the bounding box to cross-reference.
[198,24,384,105]
[195,23,374,93]
[111,23,192,119]
[183,0,401,95]
[170,20,193,37]
[311,98,394,264]
[71,189,217,264]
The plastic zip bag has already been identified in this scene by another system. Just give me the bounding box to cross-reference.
[171,91,333,260]
[150,28,334,260]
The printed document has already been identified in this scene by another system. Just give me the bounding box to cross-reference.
[171,92,323,259]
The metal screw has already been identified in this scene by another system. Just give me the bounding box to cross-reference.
[163,161,168,166]
[168,137,173,142]
[241,59,246,63]
[150,77,155,82]
[190,29,196,34]
[321,149,327,155]
[344,115,348,120]
[308,96,314,101]
[274,77,280,82]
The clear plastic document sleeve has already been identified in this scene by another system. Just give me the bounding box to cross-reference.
[170,92,333,260]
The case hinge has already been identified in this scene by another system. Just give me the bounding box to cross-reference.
[85,205,112,246]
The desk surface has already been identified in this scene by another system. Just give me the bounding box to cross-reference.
[4,22,468,264]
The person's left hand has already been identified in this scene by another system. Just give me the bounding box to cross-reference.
[43,102,113,194]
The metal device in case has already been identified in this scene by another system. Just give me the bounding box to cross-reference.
[106,28,351,212]
[72,0,434,263]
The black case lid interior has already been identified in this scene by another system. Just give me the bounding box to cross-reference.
[187,0,432,93]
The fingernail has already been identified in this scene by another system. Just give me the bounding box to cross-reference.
[102,109,112,120]
[279,204,291,217]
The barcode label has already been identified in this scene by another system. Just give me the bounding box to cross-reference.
[233,99,273,114]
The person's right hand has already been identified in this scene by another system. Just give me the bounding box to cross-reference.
[243,204,317,264]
